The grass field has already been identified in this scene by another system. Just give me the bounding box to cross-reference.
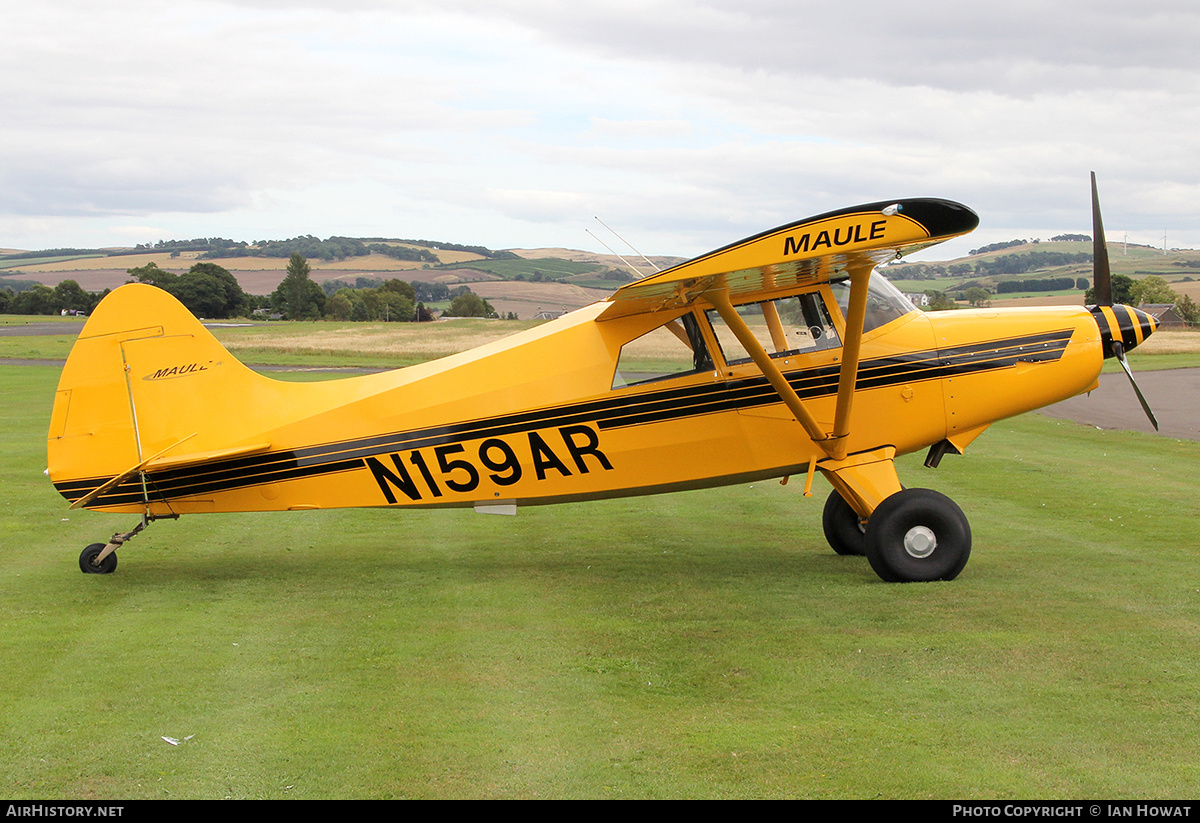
[3,356,1199,799]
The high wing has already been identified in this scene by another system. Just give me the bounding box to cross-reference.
[49,197,978,534]
[598,198,979,320]
[598,198,978,480]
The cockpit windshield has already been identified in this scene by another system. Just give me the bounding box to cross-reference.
[828,272,917,333]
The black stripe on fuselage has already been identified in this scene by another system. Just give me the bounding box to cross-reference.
[57,329,1074,506]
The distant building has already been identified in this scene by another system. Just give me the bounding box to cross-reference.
[1139,303,1186,330]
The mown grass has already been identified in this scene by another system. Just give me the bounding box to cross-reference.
[211,318,542,369]
[4,364,1200,799]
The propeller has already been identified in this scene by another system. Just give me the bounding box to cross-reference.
[1091,171,1112,306]
[1089,171,1159,430]
[1111,339,1159,430]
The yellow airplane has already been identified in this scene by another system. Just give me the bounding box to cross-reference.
[48,175,1158,582]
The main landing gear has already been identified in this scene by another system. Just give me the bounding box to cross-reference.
[823,487,972,582]
[822,490,867,557]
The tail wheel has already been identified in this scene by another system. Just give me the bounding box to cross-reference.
[822,489,866,556]
[79,543,118,575]
[864,488,970,582]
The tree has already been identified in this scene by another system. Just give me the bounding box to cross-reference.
[326,291,354,321]
[52,279,92,313]
[171,271,230,318]
[186,262,248,317]
[11,284,56,315]
[1175,294,1199,326]
[127,261,178,289]
[1084,273,1135,304]
[1129,275,1178,306]
[446,291,497,318]
[380,278,415,302]
[923,289,958,311]
[964,286,990,308]
[271,253,325,320]
[376,290,415,322]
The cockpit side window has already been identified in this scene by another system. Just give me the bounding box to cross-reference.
[611,312,713,389]
[704,292,841,366]
[829,273,917,333]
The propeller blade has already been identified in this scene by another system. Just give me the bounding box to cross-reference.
[1091,171,1113,306]
[1111,341,1160,431]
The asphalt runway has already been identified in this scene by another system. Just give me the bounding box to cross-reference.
[0,321,86,336]
[1040,368,1200,442]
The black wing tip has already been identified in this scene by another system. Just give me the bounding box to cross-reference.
[890,198,980,238]
[780,197,979,238]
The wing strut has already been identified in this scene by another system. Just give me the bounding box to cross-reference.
[704,258,876,462]
[829,261,873,460]
[706,262,902,515]
[705,289,832,452]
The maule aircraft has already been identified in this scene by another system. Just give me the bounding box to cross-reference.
[48,174,1159,582]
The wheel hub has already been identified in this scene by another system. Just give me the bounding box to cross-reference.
[903,526,937,558]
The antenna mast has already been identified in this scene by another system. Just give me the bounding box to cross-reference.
[585,229,644,278]
[594,217,661,273]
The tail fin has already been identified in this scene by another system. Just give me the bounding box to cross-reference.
[47,284,295,510]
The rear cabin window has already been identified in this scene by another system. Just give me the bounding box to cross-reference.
[611,312,714,389]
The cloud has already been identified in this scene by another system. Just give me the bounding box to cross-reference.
[2,0,1199,255]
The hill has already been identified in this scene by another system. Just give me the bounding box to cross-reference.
[3,234,1199,317]
[889,239,1200,307]
[0,237,659,319]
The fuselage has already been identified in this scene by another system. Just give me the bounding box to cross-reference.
[49,275,1155,516]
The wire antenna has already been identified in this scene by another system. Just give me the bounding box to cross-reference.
[594,217,661,273]
[585,229,644,278]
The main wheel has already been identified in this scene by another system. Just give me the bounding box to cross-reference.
[822,490,866,556]
[79,543,118,575]
[863,488,970,582]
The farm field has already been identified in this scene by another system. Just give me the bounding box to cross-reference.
[3,314,1199,798]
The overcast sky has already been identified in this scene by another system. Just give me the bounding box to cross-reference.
[4,0,1199,261]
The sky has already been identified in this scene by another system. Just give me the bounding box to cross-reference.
[4,0,1200,262]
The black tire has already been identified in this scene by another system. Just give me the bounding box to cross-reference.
[863,488,970,583]
[79,543,118,575]
[822,490,866,556]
